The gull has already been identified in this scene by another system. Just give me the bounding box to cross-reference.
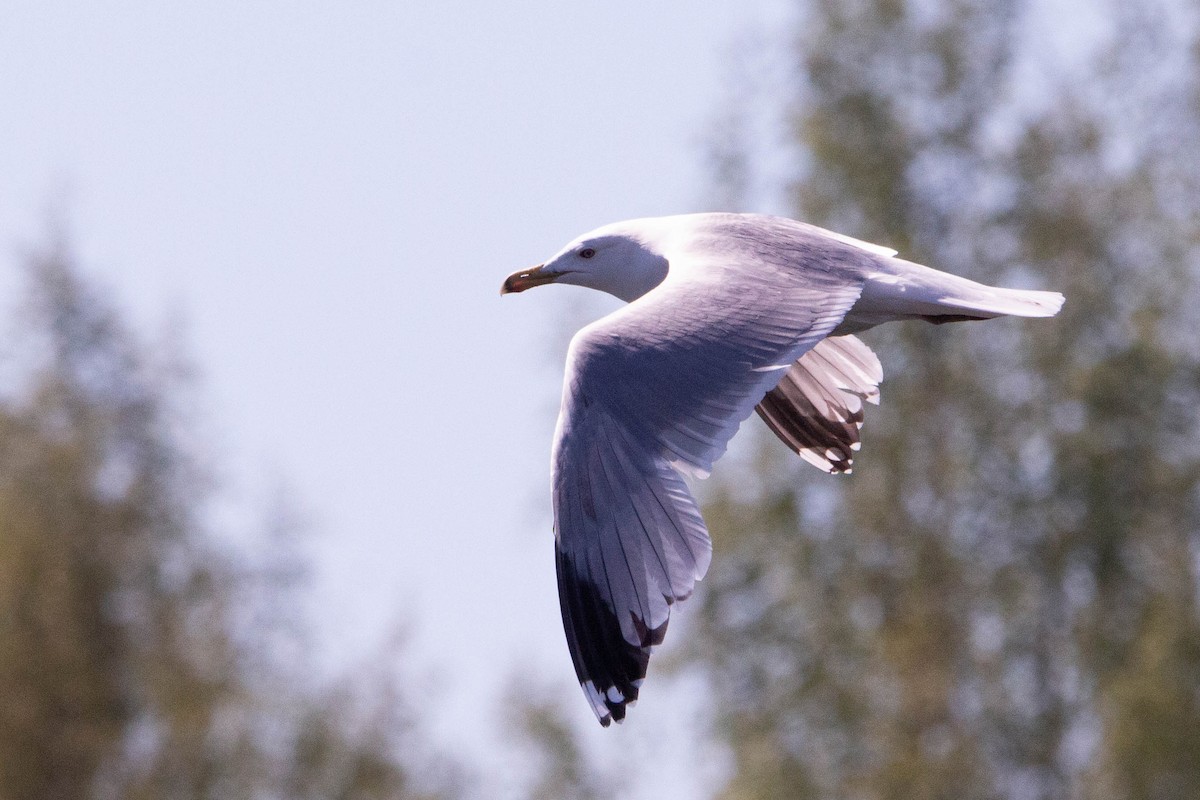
[501,212,1064,726]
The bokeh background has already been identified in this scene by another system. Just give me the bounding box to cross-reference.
[3,1,1199,798]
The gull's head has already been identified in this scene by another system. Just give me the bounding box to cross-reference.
[501,220,672,303]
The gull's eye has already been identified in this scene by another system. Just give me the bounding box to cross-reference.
[579,247,596,259]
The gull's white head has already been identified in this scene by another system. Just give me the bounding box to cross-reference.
[501,220,672,303]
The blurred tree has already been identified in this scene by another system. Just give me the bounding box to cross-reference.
[0,239,462,800]
[690,1,1200,799]
[504,680,616,800]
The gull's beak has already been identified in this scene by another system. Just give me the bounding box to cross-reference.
[501,264,557,295]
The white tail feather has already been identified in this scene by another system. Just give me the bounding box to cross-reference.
[838,259,1065,332]
[942,285,1065,318]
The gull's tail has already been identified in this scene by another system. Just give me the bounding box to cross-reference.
[841,258,1065,331]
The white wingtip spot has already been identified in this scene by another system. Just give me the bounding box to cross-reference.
[583,681,611,722]
[798,448,836,473]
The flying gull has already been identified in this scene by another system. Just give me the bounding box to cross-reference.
[501,212,1064,726]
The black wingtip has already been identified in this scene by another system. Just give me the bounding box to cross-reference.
[556,548,656,727]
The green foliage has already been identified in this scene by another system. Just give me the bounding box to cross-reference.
[506,680,616,800]
[693,2,1200,798]
[0,241,461,800]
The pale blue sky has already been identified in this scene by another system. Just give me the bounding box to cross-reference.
[1,1,789,792]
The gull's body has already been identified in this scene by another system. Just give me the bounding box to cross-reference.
[502,212,1063,726]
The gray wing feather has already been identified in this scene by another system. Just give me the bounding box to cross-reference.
[567,266,866,477]
[553,247,866,725]
[553,408,710,726]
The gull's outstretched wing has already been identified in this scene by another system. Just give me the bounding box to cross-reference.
[755,335,883,474]
[552,232,870,725]
[553,410,710,726]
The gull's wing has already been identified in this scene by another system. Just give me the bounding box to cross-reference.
[552,251,867,725]
[755,335,883,474]
[553,410,711,726]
